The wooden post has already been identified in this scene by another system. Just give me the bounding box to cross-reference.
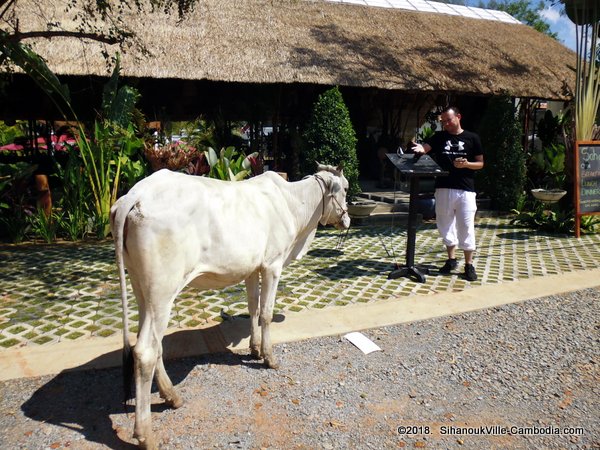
[34,173,52,217]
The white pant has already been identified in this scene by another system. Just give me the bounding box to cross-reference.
[434,188,477,251]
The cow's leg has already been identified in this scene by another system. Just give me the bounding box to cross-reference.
[259,265,282,369]
[127,279,157,449]
[155,353,183,409]
[132,300,174,450]
[132,313,158,450]
[149,300,182,409]
[245,271,261,359]
[129,279,180,410]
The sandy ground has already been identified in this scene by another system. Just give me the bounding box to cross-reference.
[0,288,599,450]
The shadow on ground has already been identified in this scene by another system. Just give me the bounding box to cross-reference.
[20,320,268,449]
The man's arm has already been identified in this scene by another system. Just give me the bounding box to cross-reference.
[454,154,484,170]
[411,142,431,154]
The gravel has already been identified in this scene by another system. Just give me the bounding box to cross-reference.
[0,287,598,449]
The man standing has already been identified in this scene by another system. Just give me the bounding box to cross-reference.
[411,106,484,281]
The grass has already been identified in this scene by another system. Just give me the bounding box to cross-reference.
[2,218,600,348]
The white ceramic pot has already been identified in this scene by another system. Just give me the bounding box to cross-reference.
[531,189,567,203]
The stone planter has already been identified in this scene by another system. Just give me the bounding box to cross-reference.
[347,199,377,219]
[531,189,567,203]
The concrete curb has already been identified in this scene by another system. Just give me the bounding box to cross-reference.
[1,269,599,381]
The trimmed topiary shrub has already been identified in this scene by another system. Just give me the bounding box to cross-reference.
[302,86,360,198]
[477,96,526,211]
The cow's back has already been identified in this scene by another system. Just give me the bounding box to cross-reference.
[119,170,298,290]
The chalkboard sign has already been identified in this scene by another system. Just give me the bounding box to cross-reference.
[575,141,600,237]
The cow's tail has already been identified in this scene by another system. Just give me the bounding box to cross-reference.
[109,194,138,407]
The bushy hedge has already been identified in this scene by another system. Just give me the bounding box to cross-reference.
[477,96,526,211]
[302,86,360,198]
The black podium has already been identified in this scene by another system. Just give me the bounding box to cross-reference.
[386,153,447,283]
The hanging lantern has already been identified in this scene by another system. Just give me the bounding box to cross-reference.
[563,0,600,26]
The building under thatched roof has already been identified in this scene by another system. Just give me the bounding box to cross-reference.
[1,0,577,181]
[5,0,575,100]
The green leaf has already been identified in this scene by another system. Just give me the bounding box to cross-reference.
[231,169,249,181]
[206,147,218,166]
[223,146,235,160]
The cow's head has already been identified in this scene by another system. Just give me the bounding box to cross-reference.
[315,163,351,230]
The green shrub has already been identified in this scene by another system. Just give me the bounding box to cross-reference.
[477,96,526,211]
[530,143,566,190]
[302,87,360,198]
[54,145,92,241]
[0,121,27,146]
[0,162,35,242]
[511,203,573,234]
[29,207,60,243]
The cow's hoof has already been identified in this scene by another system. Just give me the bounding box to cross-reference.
[264,358,279,370]
[250,348,261,360]
[136,435,157,450]
[164,395,183,409]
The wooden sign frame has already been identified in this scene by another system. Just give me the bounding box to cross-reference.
[574,140,600,238]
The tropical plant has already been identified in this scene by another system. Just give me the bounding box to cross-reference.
[144,140,200,172]
[77,120,142,237]
[58,209,89,241]
[55,146,91,241]
[511,201,597,234]
[478,96,526,211]
[530,143,566,190]
[580,213,600,233]
[119,142,148,195]
[536,110,562,149]
[0,121,27,146]
[2,39,145,238]
[186,152,211,176]
[417,126,436,143]
[29,206,60,243]
[511,203,574,234]
[562,0,600,141]
[204,146,259,181]
[74,56,146,238]
[302,86,360,198]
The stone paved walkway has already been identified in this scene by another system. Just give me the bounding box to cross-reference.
[1,217,600,349]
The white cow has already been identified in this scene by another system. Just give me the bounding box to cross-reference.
[110,164,350,449]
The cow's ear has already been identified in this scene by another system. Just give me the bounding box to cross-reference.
[316,161,326,171]
[330,178,342,194]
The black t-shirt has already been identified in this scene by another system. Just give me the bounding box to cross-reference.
[425,130,483,192]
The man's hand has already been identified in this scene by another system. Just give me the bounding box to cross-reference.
[454,157,468,168]
[411,141,426,154]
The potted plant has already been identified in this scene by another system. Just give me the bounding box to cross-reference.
[530,143,567,203]
[531,188,567,203]
[144,137,200,172]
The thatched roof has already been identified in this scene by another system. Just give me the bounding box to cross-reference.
[7,0,576,100]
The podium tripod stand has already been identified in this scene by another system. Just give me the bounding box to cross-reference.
[386,153,447,283]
